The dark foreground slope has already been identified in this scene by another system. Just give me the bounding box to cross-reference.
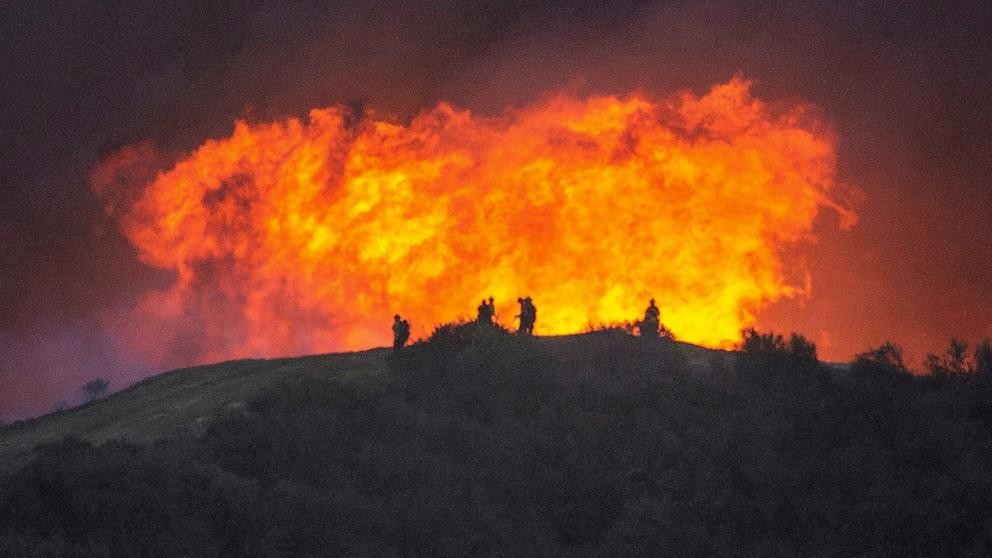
[2,326,992,557]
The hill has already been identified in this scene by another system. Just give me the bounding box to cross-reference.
[0,350,391,471]
[1,326,991,556]
[0,332,738,469]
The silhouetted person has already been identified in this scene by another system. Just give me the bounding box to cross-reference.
[392,314,410,349]
[641,298,660,337]
[516,297,529,334]
[477,296,495,326]
[644,298,660,321]
[516,296,536,335]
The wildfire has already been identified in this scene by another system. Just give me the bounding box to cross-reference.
[94,78,853,368]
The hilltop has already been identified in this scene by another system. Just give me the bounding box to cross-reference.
[0,331,738,469]
[1,326,991,556]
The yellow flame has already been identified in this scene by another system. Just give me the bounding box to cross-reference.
[96,78,852,366]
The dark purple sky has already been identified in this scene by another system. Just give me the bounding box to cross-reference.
[2,1,991,419]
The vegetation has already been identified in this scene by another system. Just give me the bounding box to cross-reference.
[80,378,110,403]
[2,327,992,555]
[854,340,908,374]
[585,320,675,339]
[740,327,818,363]
[924,338,992,381]
[977,339,992,378]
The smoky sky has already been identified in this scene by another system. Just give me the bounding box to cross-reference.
[2,0,991,419]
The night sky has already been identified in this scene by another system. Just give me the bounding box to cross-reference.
[2,1,991,419]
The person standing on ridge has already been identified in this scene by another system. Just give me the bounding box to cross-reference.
[477,299,488,324]
[516,297,531,334]
[641,299,660,337]
[526,297,537,334]
[392,314,410,349]
[516,296,536,335]
[477,296,495,325]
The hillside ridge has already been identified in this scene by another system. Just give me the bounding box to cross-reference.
[0,331,850,471]
[0,348,388,469]
[3,328,989,556]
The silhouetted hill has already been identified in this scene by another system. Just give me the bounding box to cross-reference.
[1,325,991,557]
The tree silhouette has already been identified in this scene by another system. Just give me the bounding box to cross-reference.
[976,339,992,379]
[740,328,785,353]
[854,341,907,374]
[926,338,973,378]
[789,333,818,363]
[81,378,110,402]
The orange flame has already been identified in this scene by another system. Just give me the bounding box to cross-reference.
[95,78,853,367]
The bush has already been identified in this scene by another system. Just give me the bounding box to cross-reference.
[80,378,109,403]
[853,341,908,376]
[740,328,786,354]
[737,329,820,387]
[976,339,992,380]
[740,329,818,363]
[0,438,266,557]
[426,319,512,346]
[925,338,972,379]
[585,321,637,336]
[789,333,818,363]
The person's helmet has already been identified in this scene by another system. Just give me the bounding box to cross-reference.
[650,298,655,305]
[394,314,401,320]
[518,297,524,303]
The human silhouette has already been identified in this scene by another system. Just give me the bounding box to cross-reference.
[641,299,660,337]
[477,296,495,325]
[517,296,536,335]
[516,297,528,334]
[392,314,410,349]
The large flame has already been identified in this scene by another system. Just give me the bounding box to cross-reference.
[95,78,853,367]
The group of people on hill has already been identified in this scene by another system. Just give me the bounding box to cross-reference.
[475,296,537,335]
[392,297,663,349]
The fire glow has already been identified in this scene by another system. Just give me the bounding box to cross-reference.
[94,78,854,368]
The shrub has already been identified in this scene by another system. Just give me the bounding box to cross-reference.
[852,341,909,379]
[424,319,511,349]
[976,339,992,380]
[80,378,109,402]
[0,438,266,556]
[736,329,820,388]
[740,328,786,354]
[789,333,818,363]
[740,329,817,363]
[925,338,971,378]
[585,321,637,335]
